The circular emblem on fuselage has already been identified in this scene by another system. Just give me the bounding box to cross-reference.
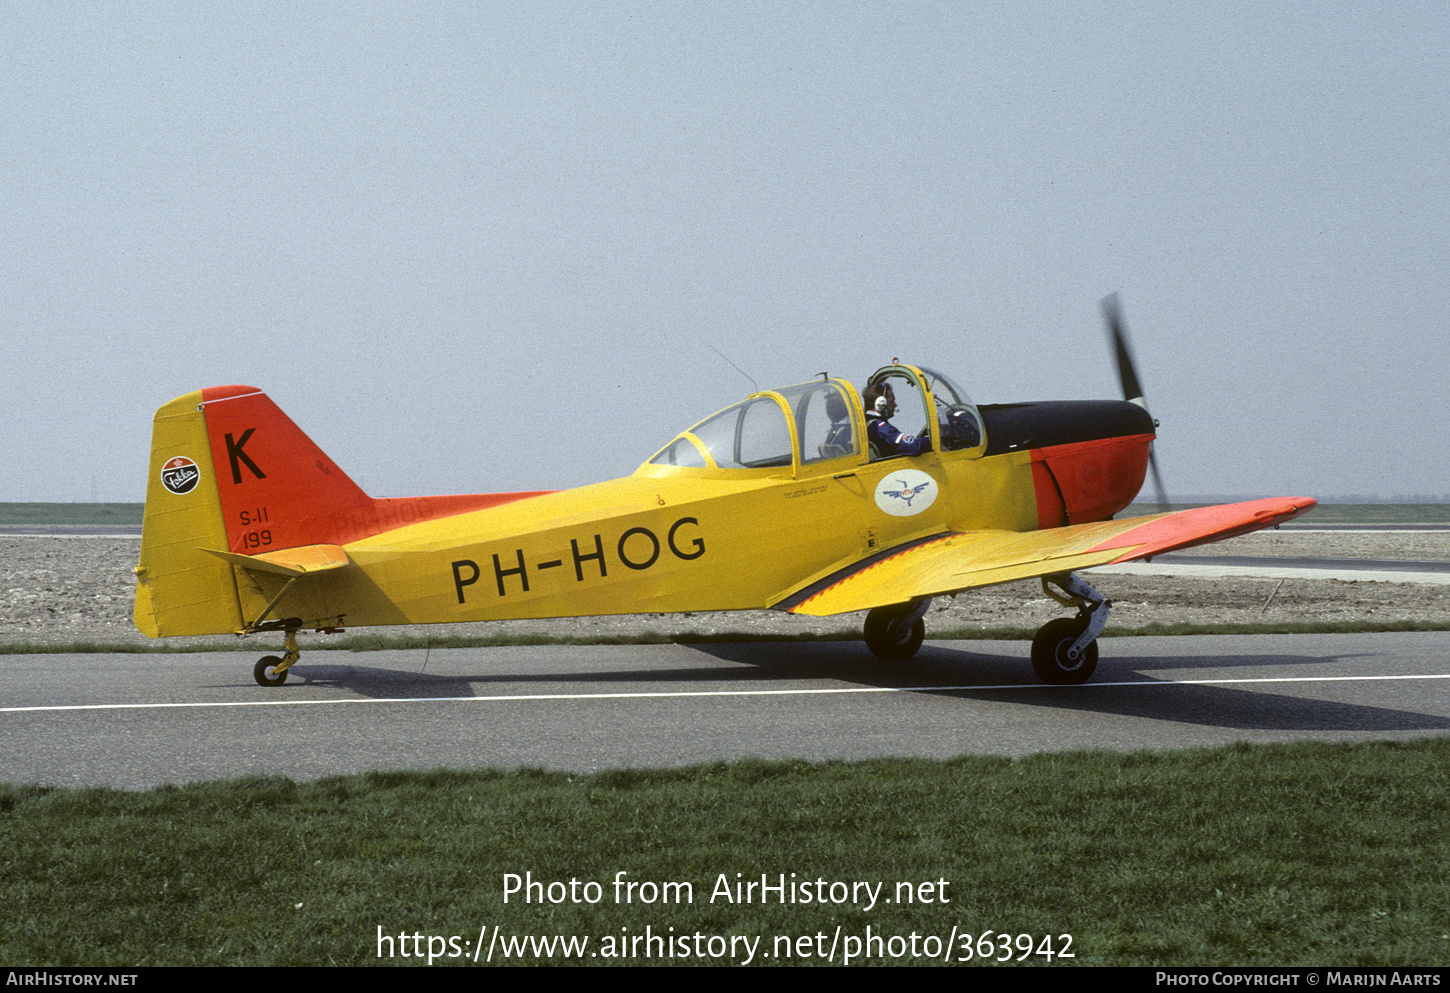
[161,456,200,495]
[874,468,937,517]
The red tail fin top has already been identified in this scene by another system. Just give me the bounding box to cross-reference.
[198,386,549,552]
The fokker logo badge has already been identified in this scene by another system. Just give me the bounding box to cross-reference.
[161,456,200,495]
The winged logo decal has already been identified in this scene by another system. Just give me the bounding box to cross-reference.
[874,469,937,517]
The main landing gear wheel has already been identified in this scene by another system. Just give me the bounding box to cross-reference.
[864,604,926,660]
[254,655,288,686]
[1031,618,1098,685]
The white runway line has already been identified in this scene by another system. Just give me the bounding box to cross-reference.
[6,672,1449,714]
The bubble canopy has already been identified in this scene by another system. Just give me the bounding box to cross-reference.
[645,365,986,473]
[647,379,857,470]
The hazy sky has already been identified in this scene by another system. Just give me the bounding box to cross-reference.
[3,2,1446,503]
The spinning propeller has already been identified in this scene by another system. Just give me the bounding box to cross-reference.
[1102,293,1170,511]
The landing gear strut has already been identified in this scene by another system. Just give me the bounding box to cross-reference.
[1031,573,1109,684]
[864,599,931,660]
[253,628,300,687]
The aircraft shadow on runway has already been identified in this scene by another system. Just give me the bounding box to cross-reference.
[691,642,1450,734]
[263,639,1449,735]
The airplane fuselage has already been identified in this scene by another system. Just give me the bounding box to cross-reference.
[133,372,1154,638]
[241,408,1152,629]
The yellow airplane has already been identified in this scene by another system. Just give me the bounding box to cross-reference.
[133,306,1315,687]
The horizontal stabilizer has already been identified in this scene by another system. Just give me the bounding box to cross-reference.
[201,543,351,577]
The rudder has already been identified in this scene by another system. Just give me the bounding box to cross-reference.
[192,385,373,552]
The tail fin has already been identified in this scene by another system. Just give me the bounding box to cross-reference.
[134,384,384,636]
[135,386,551,637]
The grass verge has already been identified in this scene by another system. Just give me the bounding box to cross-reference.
[4,618,1449,656]
[0,503,143,526]
[2,741,1446,966]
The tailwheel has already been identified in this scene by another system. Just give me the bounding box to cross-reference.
[254,655,288,687]
[863,600,929,660]
[1031,617,1098,685]
[252,628,301,687]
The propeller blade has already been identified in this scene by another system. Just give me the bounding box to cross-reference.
[1148,448,1169,510]
[1102,292,1146,403]
[1101,293,1170,511]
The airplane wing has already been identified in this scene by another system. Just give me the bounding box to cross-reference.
[778,496,1316,616]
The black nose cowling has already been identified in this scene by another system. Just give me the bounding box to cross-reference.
[981,399,1157,525]
[980,400,1155,456]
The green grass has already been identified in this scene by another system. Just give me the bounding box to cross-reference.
[2,742,1447,966]
[0,503,143,526]
[4,618,1449,658]
[1299,503,1450,523]
[15,617,1450,658]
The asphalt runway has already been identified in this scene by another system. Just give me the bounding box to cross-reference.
[5,632,1448,789]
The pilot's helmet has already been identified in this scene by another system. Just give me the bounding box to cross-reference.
[825,390,848,423]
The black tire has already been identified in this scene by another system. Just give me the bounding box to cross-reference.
[864,605,926,660]
[254,655,288,687]
[1031,618,1098,685]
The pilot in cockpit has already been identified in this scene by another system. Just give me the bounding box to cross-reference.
[863,382,930,458]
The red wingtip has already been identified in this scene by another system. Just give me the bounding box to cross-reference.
[1094,497,1318,563]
